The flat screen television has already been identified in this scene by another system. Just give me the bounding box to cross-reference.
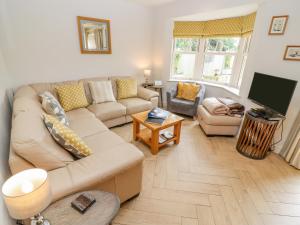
[248,73,297,116]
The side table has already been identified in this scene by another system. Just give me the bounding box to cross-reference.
[236,111,280,159]
[142,83,164,108]
[25,191,120,225]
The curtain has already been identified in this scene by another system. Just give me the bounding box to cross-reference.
[173,12,256,38]
[280,110,300,169]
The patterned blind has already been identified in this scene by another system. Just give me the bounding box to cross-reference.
[173,12,256,38]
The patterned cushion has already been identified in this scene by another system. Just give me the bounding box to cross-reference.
[116,78,137,100]
[42,113,92,159]
[88,80,116,104]
[56,83,89,112]
[176,82,200,101]
[40,91,70,126]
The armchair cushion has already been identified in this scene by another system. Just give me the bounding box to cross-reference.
[176,82,200,101]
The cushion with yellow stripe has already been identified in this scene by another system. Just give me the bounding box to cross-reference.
[176,82,200,101]
[116,78,138,100]
[42,113,92,159]
[56,82,89,112]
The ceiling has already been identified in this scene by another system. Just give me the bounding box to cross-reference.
[129,0,176,6]
[175,3,258,21]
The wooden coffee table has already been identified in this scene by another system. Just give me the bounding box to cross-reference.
[131,110,184,155]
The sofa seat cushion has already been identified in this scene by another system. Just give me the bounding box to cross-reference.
[49,143,144,201]
[66,108,95,121]
[171,97,194,106]
[198,105,242,126]
[118,98,152,115]
[69,116,108,139]
[82,131,125,154]
[87,102,126,121]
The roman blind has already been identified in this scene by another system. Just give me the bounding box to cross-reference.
[173,12,256,38]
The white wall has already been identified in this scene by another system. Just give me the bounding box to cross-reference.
[0,0,154,223]
[152,0,300,152]
[239,0,300,151]
[1,0,153,86]
[0,50,14,225]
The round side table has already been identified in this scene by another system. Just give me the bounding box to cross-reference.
[236,111,280,159]
[40,191,120,225]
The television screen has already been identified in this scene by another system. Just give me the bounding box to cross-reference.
[248,73,297,116]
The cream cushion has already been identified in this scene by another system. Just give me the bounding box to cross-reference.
[69,117,108,139]
[82,131,125,154]
[87,102,126,121]
[88,81,116,104]
[118,98,152,114]
[66,108,96,121]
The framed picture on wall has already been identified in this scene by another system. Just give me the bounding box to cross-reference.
[268,15,289,35]
[284,45,300,61]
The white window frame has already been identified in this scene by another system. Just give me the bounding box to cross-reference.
[170,36,251,89]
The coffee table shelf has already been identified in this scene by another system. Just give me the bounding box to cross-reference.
[137,128,178,148]
[132,110,184,155]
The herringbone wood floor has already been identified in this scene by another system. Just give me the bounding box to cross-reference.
[111,119,300,225]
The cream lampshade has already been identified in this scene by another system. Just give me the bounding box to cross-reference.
[2,168,52,223]
[144,69,151,84]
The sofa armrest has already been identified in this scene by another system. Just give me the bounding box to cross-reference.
[196,84,206,105]
[137,86,159,101]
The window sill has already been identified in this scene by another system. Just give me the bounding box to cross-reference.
[168,79,240,97]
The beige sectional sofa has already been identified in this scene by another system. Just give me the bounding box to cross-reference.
[9,76,159,203]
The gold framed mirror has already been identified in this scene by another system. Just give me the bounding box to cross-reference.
[77,16,112,54]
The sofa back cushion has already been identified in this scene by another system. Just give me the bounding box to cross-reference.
[11,111,75,171]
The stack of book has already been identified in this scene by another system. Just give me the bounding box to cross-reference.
[159,131,174,144]
[146,108,169,125]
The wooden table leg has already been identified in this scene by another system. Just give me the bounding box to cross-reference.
[151,130,159,154]
[174,121,182,144]
[133,119,140,141]
[160,89,163,108]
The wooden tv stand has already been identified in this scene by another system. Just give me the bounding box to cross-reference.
[236,111,281,159]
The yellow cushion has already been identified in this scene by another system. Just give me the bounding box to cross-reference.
[176,82,200,101]
[43,114,92,158]
[116,78,138,100]
[56,83,89,112]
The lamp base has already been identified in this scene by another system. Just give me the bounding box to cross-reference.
[30,214,50,225]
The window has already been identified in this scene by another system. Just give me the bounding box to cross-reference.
[171,38,199,79]
[170,36,251,88]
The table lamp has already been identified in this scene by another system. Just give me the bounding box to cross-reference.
[144,69,151,84]
[2,168,52,225]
